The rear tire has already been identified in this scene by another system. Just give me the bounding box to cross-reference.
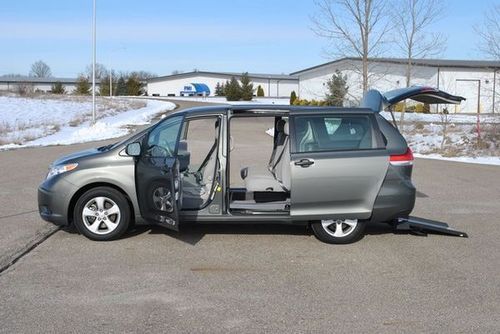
[311,219,366,244]
[73,187,130,241]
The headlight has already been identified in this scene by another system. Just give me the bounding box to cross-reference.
[46,163,78,179]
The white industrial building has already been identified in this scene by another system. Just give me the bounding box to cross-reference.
[147,71,298,98]
[292,58,500,113]
[0,76,100,94]
[147,58,499,113]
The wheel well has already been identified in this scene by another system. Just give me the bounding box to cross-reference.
[67,182,135,225]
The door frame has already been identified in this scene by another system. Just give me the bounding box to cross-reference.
[455,79,481,114]
[179,113,224,212]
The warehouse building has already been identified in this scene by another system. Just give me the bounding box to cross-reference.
[147,58,499,113]
[0,76,100,94]
[292,58,500,113]
[147,71,299,98]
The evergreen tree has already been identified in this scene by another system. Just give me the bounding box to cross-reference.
[116,77,127,96]
[257,85,265,97]
[51,81,66,94]
[215,82,224,96]
[290,91,297,105]
[126,75,143,96]
[324,70,348,106]
[240,72,254,101]
[75,76,91,95]
[225,77,242,101]
[99,75,114,96]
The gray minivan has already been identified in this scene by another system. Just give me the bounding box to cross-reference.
[38,87,465,244]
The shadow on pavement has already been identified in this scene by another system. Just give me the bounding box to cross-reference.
[62,220,460,245]
[120,222,436,245]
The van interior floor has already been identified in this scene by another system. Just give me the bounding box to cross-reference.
[229,188,290,213]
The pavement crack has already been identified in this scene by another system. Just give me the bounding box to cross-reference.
[0,226,60,276]
[0,209,38,220]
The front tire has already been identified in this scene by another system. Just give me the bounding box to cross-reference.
[311,219,366,244]
[73,187,131,241]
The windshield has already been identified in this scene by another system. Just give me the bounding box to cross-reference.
[100,127,152,151]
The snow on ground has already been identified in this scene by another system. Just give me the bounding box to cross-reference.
[380,111,500,124]
[413,154,500,166]
[163,96,290,105]
[0,96,175,150]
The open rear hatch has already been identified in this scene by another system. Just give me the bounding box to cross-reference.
[383,86,466,107]
[361,86,466,113]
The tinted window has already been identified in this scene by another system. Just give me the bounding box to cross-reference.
[146,116,183,158]
[293,115,373,152]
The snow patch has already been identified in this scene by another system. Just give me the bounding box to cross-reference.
[380,111,500,124]
[0,98,175,150]
[414,154,500,166]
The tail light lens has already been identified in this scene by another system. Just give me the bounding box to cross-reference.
[390,148,414,166]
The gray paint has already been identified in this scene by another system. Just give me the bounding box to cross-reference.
[290,151,389,220]
[39,96,423,229]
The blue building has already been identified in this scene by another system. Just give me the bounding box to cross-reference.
[180,83,211,97]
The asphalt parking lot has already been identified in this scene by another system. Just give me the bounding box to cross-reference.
[0,101,499,333]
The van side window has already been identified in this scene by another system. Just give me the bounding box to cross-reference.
[147,116,183,158]
[293,115,373,152]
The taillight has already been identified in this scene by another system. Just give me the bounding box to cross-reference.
[390,148,414,166]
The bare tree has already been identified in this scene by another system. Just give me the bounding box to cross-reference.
[475,4,500,60]
[130,71,157,80]
[30,60,52,78]
[85,63,108,80]
[394,0,446,87]
[476,4,500,114]
[311,0,391,93]
[16,82,35,96]
[393,0,446,131]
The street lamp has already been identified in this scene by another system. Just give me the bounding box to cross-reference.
[91,0,96,124]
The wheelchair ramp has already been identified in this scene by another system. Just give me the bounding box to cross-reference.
[396,216,468,238]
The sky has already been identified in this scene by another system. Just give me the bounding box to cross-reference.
[0,0,497,78]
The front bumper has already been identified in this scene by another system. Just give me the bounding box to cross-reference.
[37,177,75,226]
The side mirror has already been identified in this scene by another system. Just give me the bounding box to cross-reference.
[125,142,142,157]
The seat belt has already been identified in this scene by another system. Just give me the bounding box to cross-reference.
[267,133,280,170]
[269,136,288,176]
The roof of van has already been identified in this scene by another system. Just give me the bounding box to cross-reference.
[170,104,373,116]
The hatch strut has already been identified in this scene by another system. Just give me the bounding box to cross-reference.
[388,106,399,131]
[396,216,468,238]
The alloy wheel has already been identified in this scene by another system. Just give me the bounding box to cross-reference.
[321,219,358,238]
[81,196,121,235]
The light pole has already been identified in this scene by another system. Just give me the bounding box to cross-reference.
[109,69,113,97]
[91,0,96,124]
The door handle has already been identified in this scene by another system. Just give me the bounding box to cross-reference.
[294,158,314,167]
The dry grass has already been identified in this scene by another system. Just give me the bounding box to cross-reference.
[0,95,149,147]
[68,117,85,127]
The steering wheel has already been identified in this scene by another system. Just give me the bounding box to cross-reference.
[148,144,173,158]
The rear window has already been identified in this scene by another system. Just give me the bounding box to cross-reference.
[293,115,374,153]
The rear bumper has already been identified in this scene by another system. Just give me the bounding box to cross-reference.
[370,166,416,223]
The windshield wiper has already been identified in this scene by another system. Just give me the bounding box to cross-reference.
[97,143,115,151]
